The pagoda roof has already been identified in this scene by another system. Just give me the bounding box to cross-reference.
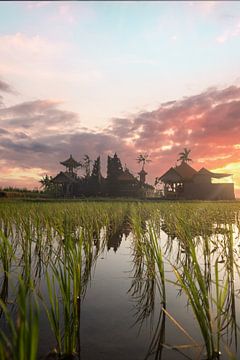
[197,167,232,179]
[60,154,81,168]
[52,171,77,184]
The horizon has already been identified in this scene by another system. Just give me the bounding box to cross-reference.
[0,1,240,196]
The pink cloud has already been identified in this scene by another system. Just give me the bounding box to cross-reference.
[216,21,240,43]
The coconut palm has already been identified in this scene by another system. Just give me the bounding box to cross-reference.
[177,148,192,164]
[39,175,52,190]
[136,153,151,171]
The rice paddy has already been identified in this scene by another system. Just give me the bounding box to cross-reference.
[0,200,240,359]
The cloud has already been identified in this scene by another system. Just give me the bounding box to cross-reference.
[0,78,17,107]
[216,21,240,43]
[0,99,80,135]
[0,79,16,94]
[108,85,240,189]
[0,33,59,56]
[1,82,240,196]
[0,33,67,79]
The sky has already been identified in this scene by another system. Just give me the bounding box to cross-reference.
[1,1,240,195]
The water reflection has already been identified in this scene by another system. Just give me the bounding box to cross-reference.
[0,204,240,360]
[106,217,132,252]
[128,211,240,360]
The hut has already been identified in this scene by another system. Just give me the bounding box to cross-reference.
[159,162,235,200]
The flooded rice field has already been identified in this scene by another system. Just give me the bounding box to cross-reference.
[0,201,240,360]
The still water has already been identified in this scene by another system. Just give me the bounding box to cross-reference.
[0,202,240,360]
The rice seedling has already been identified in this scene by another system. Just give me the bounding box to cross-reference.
[0,276,39,360]
[0,200,239,359]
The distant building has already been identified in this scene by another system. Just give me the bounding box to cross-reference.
[159,162,235,200]
[51,154,154,198]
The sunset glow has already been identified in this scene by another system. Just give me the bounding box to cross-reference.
[1,1,240,196]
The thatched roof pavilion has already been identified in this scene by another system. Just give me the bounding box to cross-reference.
[159,162,235,200]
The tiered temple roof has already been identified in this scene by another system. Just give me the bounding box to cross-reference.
[60,154,81,172]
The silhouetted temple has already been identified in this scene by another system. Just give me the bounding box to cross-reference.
[51,153,154,198]
[159,162,235,200]
[52,155,81,196]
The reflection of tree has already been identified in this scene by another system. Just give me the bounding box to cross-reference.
[106,217,132,252]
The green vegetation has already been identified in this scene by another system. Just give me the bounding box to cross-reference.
[0,201,239,359]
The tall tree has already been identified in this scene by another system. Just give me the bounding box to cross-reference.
[91,156,101,181]
[90,156,102,195]
[136,153,151,170]
[107,153,123,180]
[106,153,124,195]
[177,148,192,164]
[82,154,92,178]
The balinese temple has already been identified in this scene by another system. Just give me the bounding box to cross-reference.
[159,162,235,200]
[52,155,81,196]
[50,153,154,198]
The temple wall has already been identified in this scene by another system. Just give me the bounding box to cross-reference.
[183,183,235,200]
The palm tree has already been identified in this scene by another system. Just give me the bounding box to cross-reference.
[39,174,52,190]
[177,148,192,164]
[136,153,151,171]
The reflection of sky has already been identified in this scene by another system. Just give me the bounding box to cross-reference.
[81,233,201,360]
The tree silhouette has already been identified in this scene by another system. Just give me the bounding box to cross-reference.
[82,154,92,178]
[107,153,123,180]
[89,156,102,195]
[107,153,124,195]
[136,153,151,170]
[39,174,52,190]
[39,175,58,195]
[91,156,101,180]
[177,148,192,164]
